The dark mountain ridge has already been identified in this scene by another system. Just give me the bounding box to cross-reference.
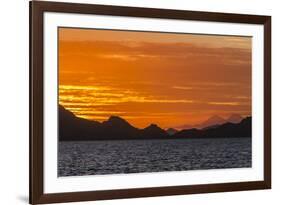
[174,117,251,138]
[59,105,169,141]
[176,114,243,130]
[59,105,251,141]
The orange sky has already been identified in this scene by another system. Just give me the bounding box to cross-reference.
[59,28,252,129]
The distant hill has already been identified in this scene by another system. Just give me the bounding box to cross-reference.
[227,114,243,123]
[199,115,226,129]
[174,117,251,138]
[59,105,251,141]
[141,124,168,139]
[176,114,243,130]
[59,105,169,141]
[101,116,141,139]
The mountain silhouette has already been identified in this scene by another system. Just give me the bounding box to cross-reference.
[59,105,102,141]
[226,114,243,123]
[101,116,140,139]
[176,114,244,130]
[59,105,251,141]
[141,124,168,139]
[200,115,226,128]
[174,117,251,138]
[175,115,226,130]
[59,105,169,140]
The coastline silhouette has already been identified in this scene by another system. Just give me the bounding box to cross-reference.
[59,105,251,141]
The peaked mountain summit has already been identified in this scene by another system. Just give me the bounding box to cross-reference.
[176,114,245,130]
[199,115,226,128]
[105,116,132,127]
[141,124,168,138]
[226,114,243,123]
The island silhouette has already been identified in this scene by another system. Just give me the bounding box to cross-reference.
[59,105,251,141]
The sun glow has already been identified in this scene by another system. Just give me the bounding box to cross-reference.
[59,28,251,128]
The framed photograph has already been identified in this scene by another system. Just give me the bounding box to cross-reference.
[30,1,271,204]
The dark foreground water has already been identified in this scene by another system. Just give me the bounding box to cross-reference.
[58,137,251,177]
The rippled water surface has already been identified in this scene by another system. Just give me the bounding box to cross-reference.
[58,138,251,176]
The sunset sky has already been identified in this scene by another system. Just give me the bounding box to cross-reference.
[59,28,252,129]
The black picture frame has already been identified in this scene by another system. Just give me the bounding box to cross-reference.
[30,1,271,204]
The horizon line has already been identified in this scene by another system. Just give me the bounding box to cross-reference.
[59,104,251,131]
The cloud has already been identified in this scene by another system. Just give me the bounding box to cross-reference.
[208,102,240,106]
[98,54,138,61]
[233,96,250,99]
[172,86,194,90]
[60,40,251,64]
[59,84,196,121]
